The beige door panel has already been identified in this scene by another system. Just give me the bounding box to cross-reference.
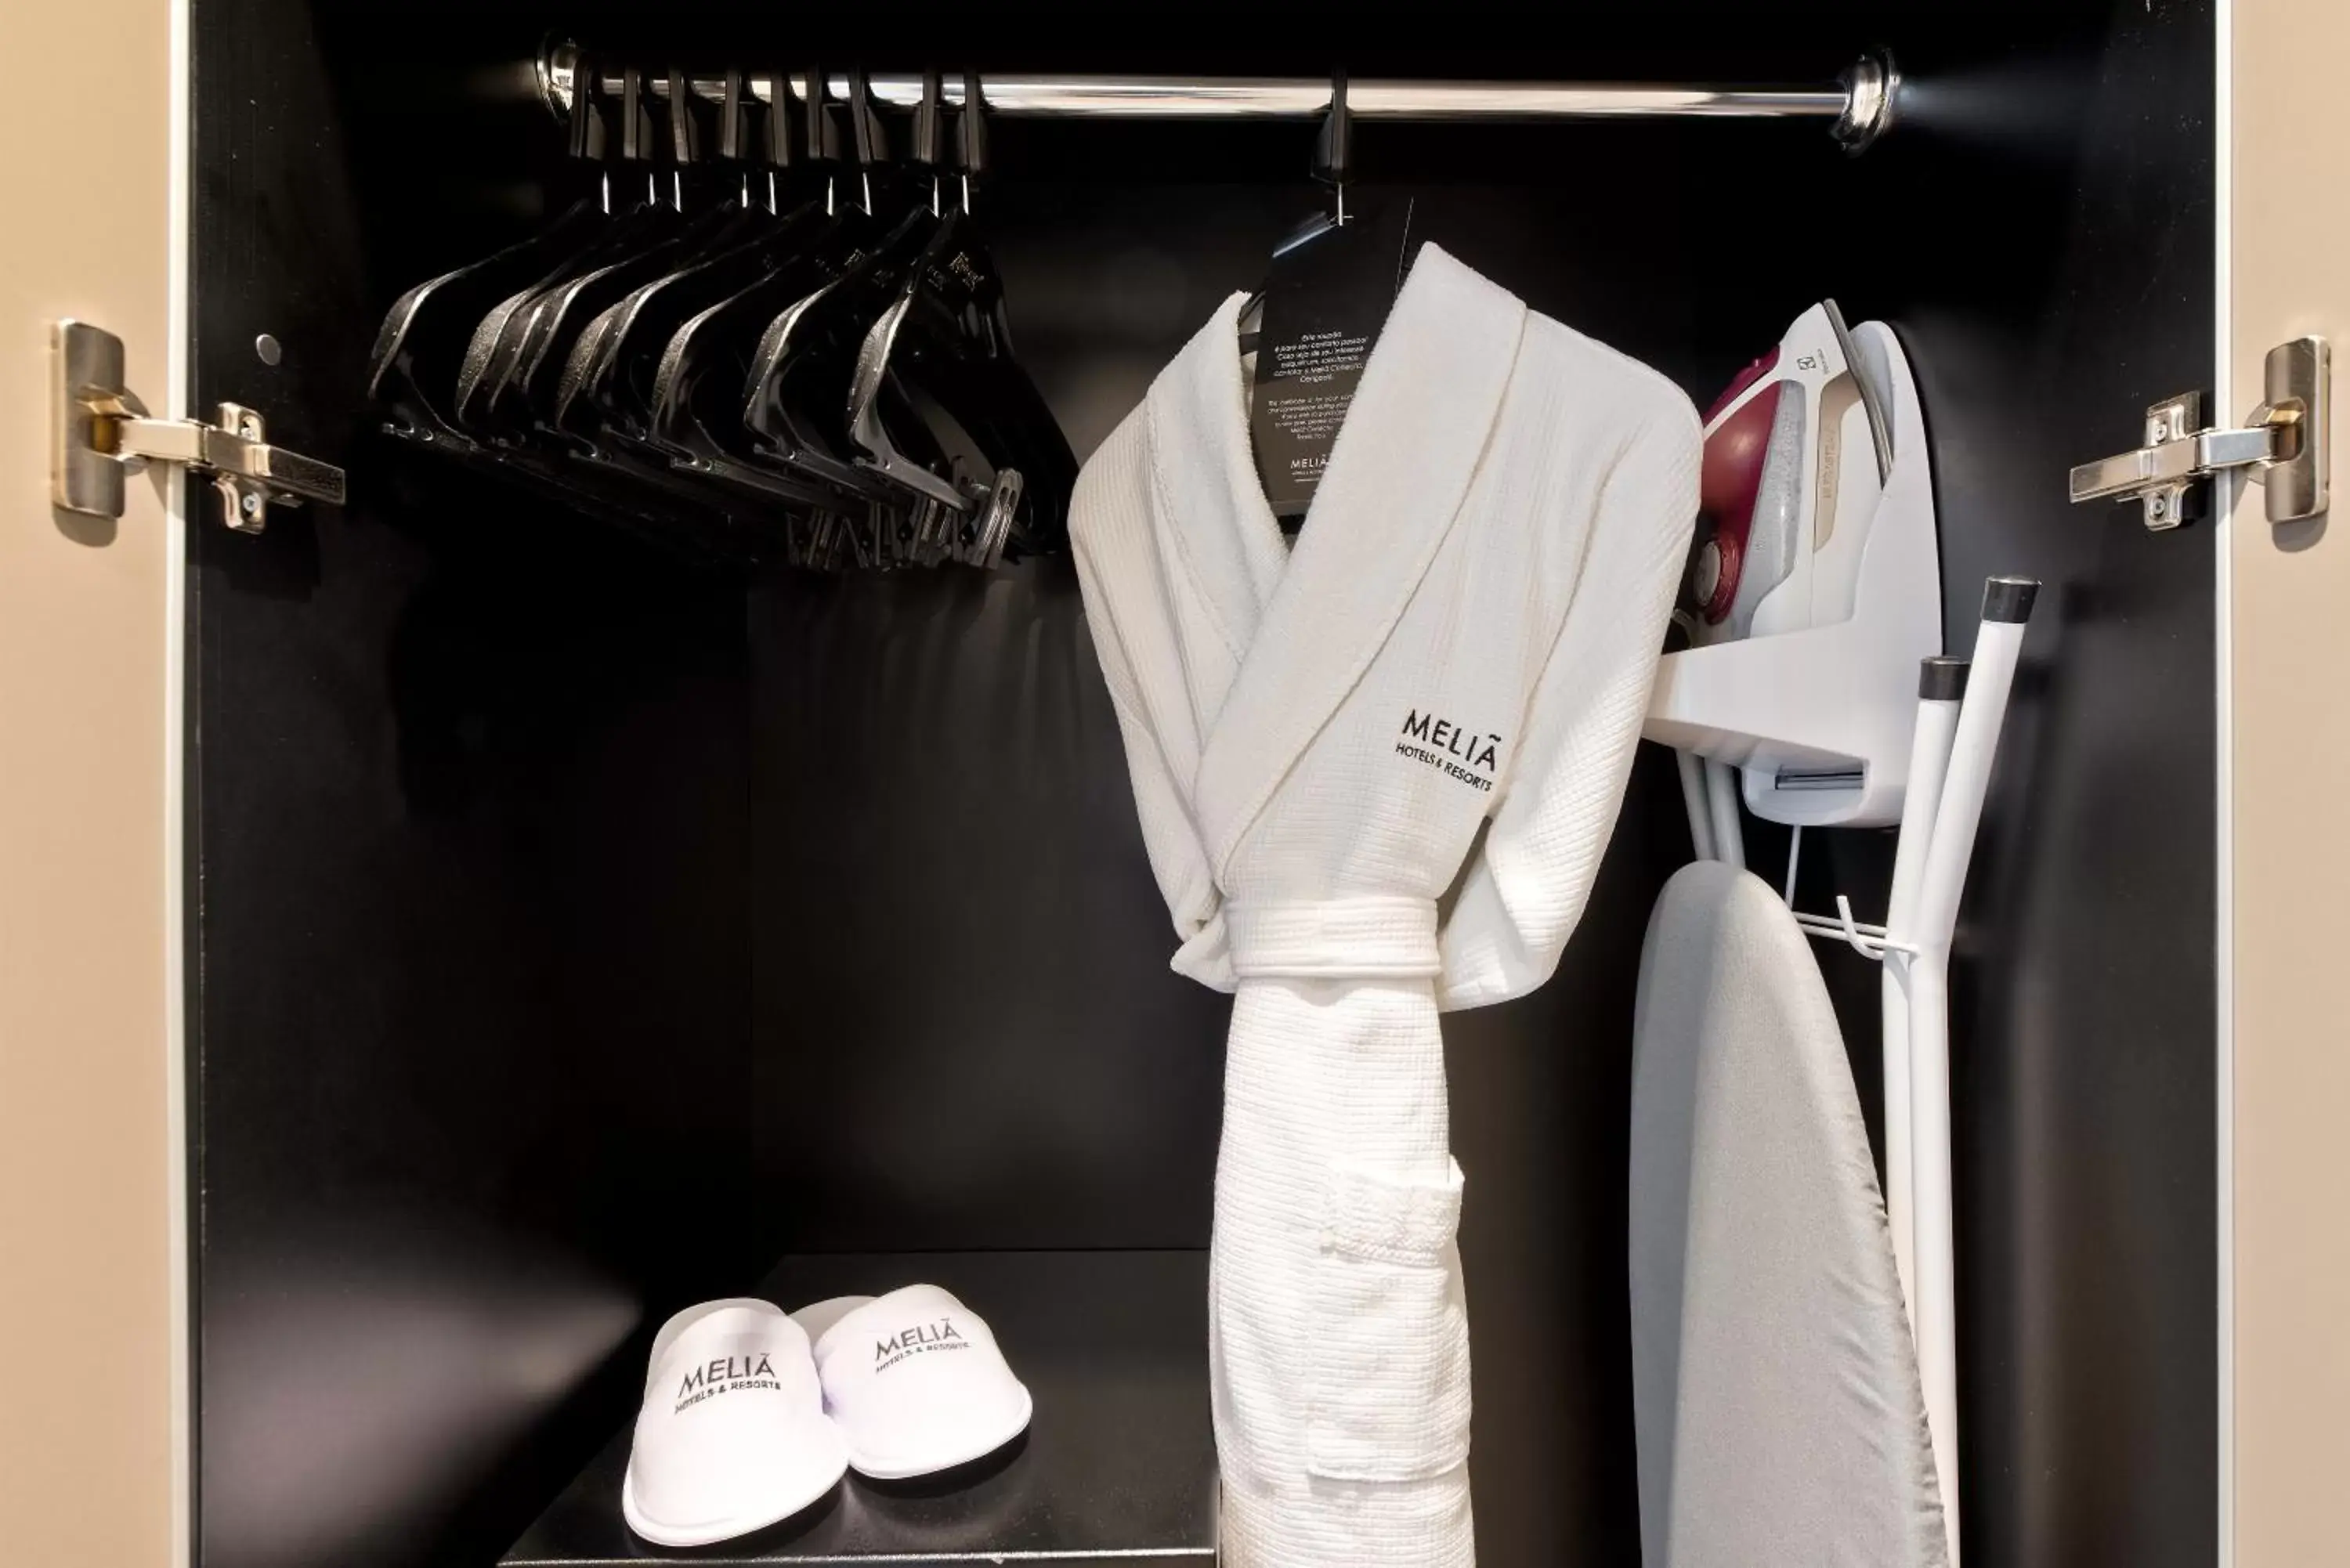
[2229,0,2350,1562]
[0,3,185,1566]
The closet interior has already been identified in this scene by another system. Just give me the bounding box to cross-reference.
[185,3,2217,1565]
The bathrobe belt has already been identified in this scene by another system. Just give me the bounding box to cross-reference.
[1223,897,1444,981]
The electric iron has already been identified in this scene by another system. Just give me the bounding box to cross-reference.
[1647,300,1940,829]
[1684,300,1900,646]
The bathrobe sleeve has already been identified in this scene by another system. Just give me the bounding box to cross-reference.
[1069,439,1238,992]
[1437,404,1701,1011]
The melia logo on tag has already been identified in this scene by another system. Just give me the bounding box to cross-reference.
[674,1351,782,1413]
[1395,709,1501,793]
[873,1317,969,1375]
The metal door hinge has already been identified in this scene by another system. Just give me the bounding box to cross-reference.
[51,319,345,533]
[2069,335,2330,531]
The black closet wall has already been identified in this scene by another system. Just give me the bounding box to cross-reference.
[186,4,2214,1566]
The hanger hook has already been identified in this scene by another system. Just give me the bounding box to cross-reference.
[913,69,946,216]
[1314,68,1351,226]
[846,67,888,214]
[956,70,988,215]
[665,67,703,210]
[803,65,840,214]
[562,48,615,213]
[757,70,794,213]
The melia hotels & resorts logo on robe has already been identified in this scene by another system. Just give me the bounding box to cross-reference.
[1395,708,1502,793]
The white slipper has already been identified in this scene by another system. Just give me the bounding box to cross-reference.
[621,1298,848,1546]
[787,1292,874,1349]
[791,1284,1033,1480]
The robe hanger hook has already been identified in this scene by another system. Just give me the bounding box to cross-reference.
[1314,68,1351,227]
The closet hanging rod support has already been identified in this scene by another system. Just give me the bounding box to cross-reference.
[534,43,1896,150]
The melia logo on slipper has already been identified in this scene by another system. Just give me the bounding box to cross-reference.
[674,1350,782,1412]
[623,1299,848,1548]
[795,1285,1034,1480]
[873,1317,968,1374]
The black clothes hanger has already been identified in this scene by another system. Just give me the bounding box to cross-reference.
[736,69,944,535]
[451,65,690,435]
[467,68,762,440]
[371,57,1080,572]
[642,65,871,476]
[641,67,902,556]
[368,48,620,443]
[421,67,783,554]
[365,58,753,562]
[542,70,867,558]
[554,70,812,446]
[844,71,1076,565]
[447,66,678,427]
[1244,70,1415,528]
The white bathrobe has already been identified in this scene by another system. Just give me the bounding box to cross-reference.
[1071,244,1700,1568]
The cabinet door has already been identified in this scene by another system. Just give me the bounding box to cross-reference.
[2229,2,2350,1561]
[0,1,186,1564]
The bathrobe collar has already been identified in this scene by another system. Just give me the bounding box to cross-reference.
[1142,243,1530,876]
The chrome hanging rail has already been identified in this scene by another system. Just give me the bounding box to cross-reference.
[535,43,1898,153]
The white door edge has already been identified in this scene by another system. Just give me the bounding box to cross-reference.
[2211,2,2236,1563]
[163,0,193,1559]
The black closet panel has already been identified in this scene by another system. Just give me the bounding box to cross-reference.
[191,5,759,1567]
[1813,5,2218,1564]
[746,568,1231,1252]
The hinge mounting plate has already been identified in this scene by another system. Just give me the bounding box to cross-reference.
[2069,335,2330,531]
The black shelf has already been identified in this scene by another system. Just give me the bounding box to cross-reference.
[503,1250,1217,1565]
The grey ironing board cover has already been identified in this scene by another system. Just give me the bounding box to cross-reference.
[1630,860,1947,1568]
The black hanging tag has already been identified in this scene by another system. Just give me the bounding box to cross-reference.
[1249,70,1413,526]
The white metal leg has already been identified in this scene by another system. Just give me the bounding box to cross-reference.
[1904,949,1961,1564]
[1676,747,1717,862]
[1881,670,1966,1325]
[1904,579,2037,1568]
[1704,757,1746,869]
